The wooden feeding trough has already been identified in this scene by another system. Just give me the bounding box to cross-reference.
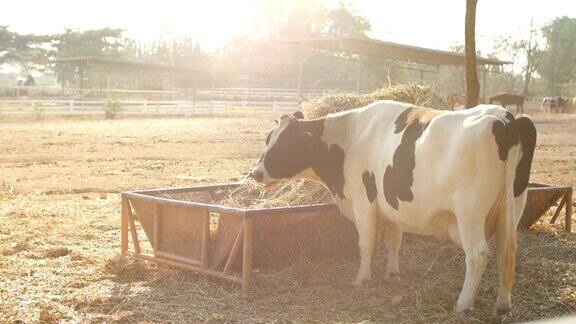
[120,182,572,291]
[521,182,572,231]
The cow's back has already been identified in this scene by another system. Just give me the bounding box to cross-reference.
[328,102,510,235]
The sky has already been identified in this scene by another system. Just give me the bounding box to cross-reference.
[1,0,575,55]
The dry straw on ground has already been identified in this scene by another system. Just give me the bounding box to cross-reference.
[1,111,575,322]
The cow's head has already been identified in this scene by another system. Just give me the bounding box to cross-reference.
[249,111,317,186]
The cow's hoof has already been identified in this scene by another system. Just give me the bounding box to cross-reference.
[494,305,511,318]
[384,272,400,283]
[352,277,370,288]
[454,303,474,313]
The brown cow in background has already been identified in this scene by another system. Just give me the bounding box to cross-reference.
[488,93,526,115]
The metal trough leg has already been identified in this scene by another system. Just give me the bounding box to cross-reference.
[121,196,129,256]
[566,189,573,233]
[242,217,254,292]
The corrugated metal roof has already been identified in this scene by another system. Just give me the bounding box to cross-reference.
[287,37,510,66]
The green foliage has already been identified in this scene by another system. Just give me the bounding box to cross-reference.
[537,17,576,95]
[326,3,371,38]
[32,102,46,120]
[0,26,52,72]
[103,100,123,119]
[53,28,126,86]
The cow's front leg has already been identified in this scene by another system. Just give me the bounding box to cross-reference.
[384,222,403,282]
[352,202,377,287]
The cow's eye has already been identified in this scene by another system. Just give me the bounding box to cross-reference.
[265,131,272,145]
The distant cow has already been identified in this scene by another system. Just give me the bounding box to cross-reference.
[489,93,526,115]
[250,101,536,314]
[540,97,553,113]
[542,97,570,113]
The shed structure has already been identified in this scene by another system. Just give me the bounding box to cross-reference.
[54,56,207,91]
[287,37,511,96]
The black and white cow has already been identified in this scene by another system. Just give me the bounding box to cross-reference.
[250,100,536,314]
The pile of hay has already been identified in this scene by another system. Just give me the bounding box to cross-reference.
[303,82,447,119]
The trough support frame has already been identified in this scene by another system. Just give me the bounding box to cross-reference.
[242,216,254,292]
[119,192,251,291]
[119,182,573,295]
[565,188,573,233]
[548,188,573,233]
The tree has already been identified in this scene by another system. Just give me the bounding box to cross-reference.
[326,3,371,38]
[52,28,125,86]
[537,17,576,95]
[464,0,480,108]
[520,20,546,96]
[495,20,546,97]
[0,26,52,73]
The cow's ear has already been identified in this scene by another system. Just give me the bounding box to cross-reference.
[293,111,304,120]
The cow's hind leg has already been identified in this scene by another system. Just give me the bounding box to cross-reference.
[384,222,403,282]
[352,202,377,287]
[494,190,526,315]
[454,197,492,312]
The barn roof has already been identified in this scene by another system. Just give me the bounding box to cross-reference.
[287,37,510,67]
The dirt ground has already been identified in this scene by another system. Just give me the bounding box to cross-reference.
[0,112,575,322]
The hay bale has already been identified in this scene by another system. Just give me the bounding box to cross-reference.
[303,83,448,119]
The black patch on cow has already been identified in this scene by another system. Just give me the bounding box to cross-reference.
[514,117,536,196]
[264,119,315,179]
[383,107,439,210]
[362,171,377,203]
[261,116,346,200]
[311,143,347,200]
[492,112,519,161]
[293,111,304,119]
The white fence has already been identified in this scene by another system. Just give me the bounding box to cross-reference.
[0,99,300,118]
[0,86,336,102]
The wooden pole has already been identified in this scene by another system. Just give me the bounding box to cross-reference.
[224,225,244,274]
[201,210,210,268]
[121,196,129,256]
[482,68,488,103]
[566,188,573,233]
[125,200,141,255]
[550,194,567,224]
[356,54,362,93]
[297,54,303,100]
[464,0,480,108]
[136,253,241,284]
[242,217,254,292]
[153,203,161,255]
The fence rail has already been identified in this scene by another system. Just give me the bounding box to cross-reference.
[0,86,341,102]
[0,99,300,118]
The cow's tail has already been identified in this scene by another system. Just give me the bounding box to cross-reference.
[496,116,536,312]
